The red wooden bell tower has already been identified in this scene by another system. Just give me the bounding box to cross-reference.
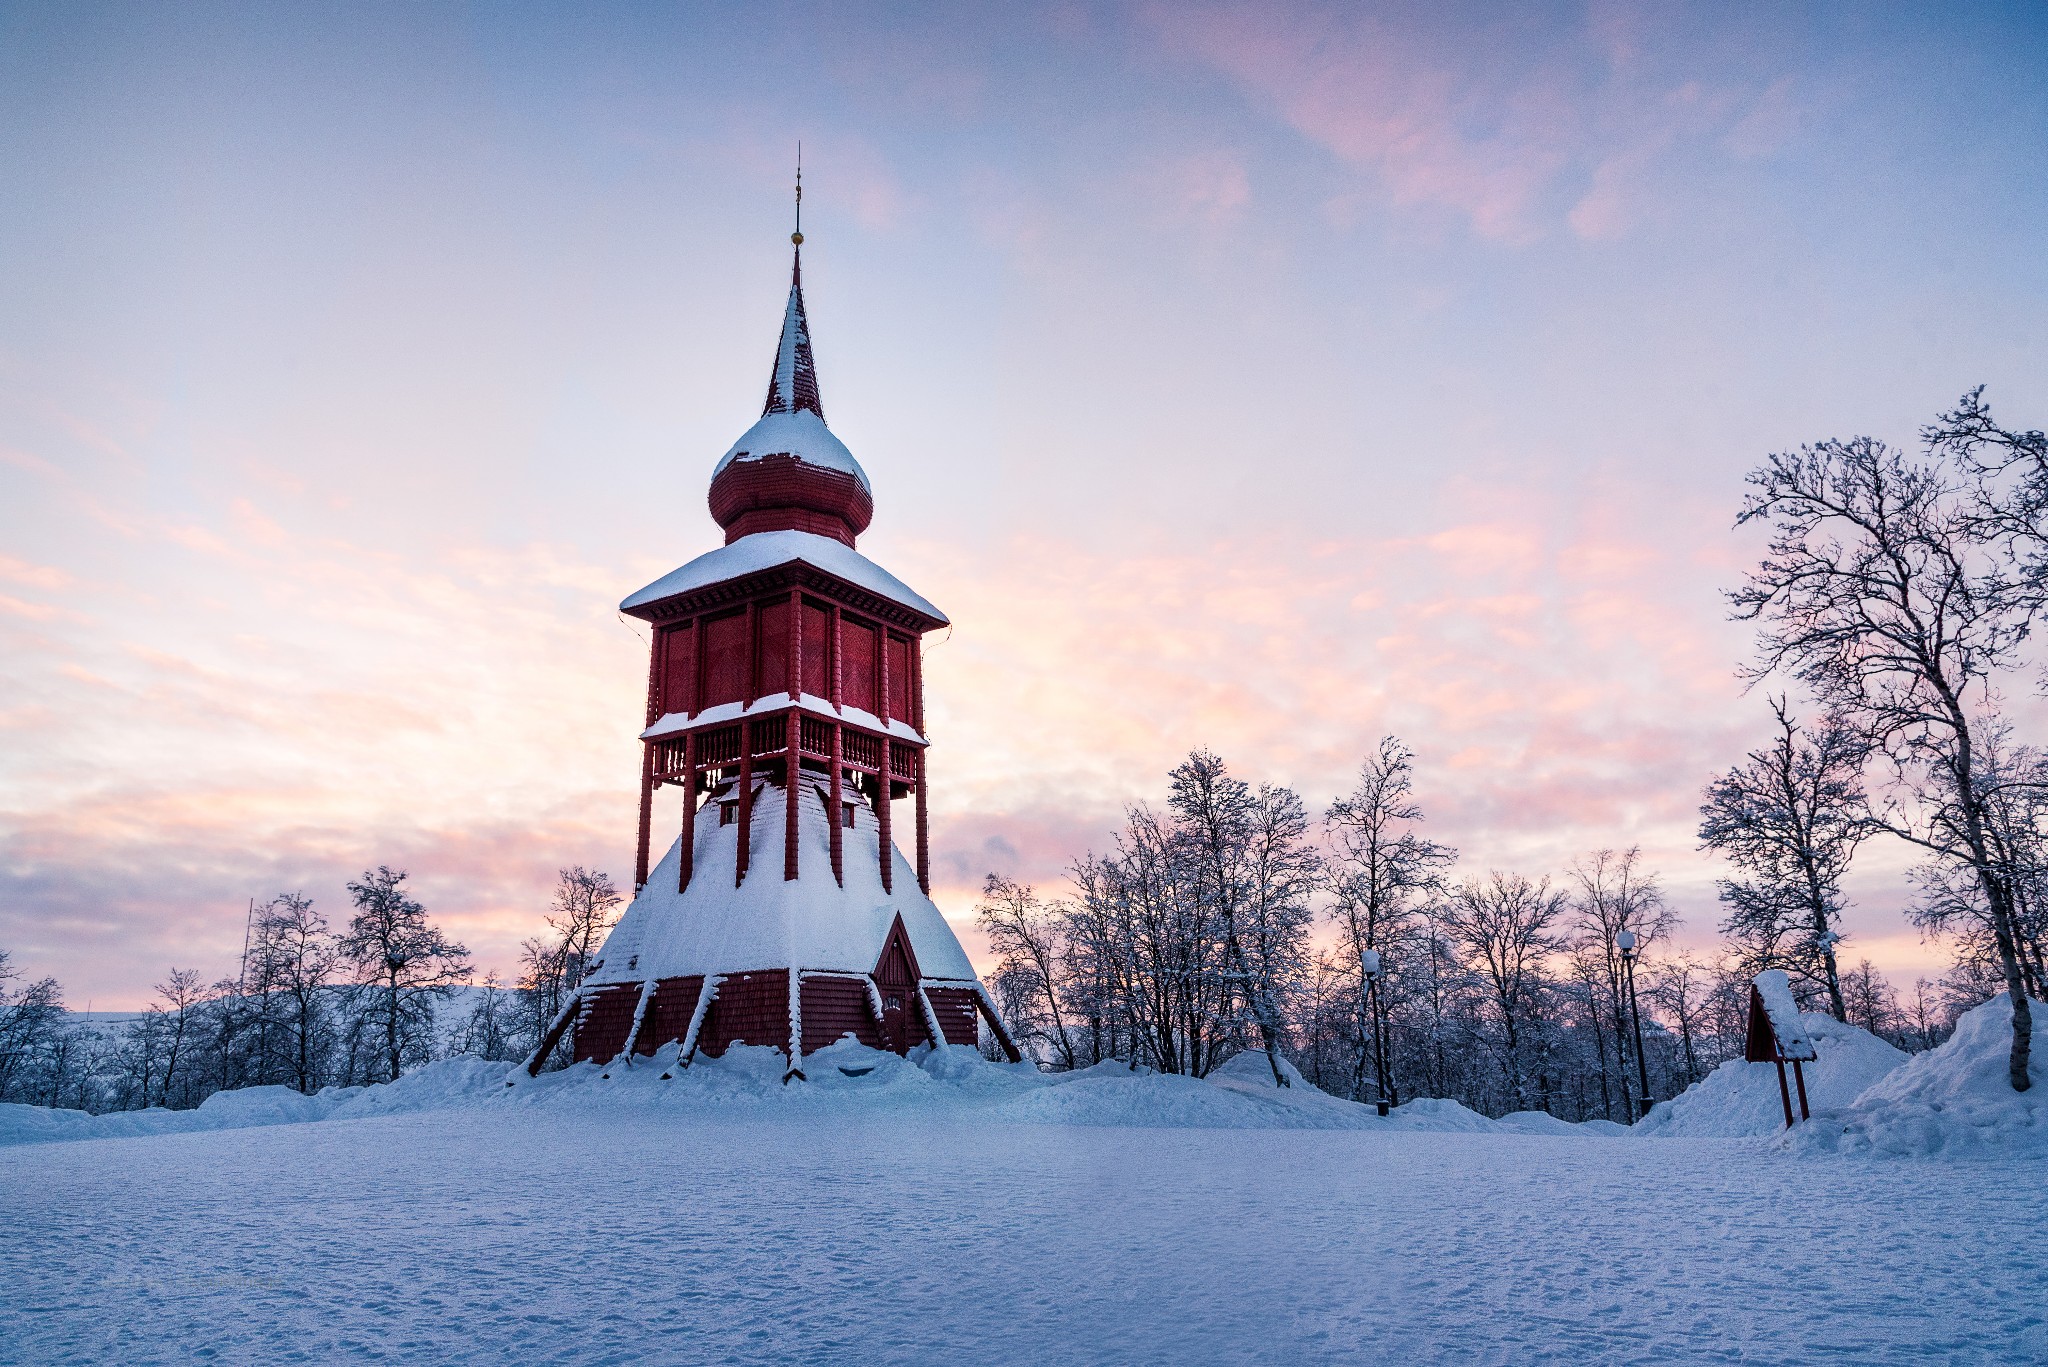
[523,220,1020,1079]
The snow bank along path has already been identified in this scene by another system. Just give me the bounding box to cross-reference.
[0,1043,1616,1147]
[4,1095,2037,1364]
[1784,993,2048,1159]
[1636,1012,1907,1139]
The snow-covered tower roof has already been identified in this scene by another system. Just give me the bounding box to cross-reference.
[706,246,875,548]
[525,213,1016,1084]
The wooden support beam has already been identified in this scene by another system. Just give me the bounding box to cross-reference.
[787,588,802,701]
[830,604,842,710]
[1774,1057,1795,1129]
[784,710,800,882]
[521,991,581,1077]
[877,746,893,894]
[1792,1058,1810,1121]
[829,722,844,887]
[736,744,753,887]
[677,730,697,894]
[915,747,929,895]
[634,742,654,892]
[878,625,892,727]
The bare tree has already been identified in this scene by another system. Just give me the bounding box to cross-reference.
[151,968,206,1108]
[338,867,470,1083]
[0,951,65,1104]
[249,893,333,1093]
[1733,423,2036,1090]
[1568,848,1675,1116]
[1169,750,1317,1086]
[1325,737,1454,1106]
[1700,700,1871,1019]
[548,867,623,990]
[1445,873,1566,1111]
[975,875,1075,1070]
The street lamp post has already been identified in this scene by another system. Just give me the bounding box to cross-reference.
[1360,948,1391,1116]
[1616,929,1652,1120]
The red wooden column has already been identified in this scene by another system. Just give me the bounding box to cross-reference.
[829,606,842,709]
[677,730,697,894]
[744,599,760,706]
[634,742,655,892]
[829,722,844,886]
[915,747,930,894]
[634,626,663,892]
[877,743,893,894]
[783,710,800,882]
[877,629,892,727]
[787,589,802,701]
[690,616,705,719]
[736,738,753,887]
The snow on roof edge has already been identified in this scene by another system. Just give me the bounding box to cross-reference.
[621,529,947,624]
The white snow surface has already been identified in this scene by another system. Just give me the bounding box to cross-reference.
[620,528,947,623]
[1636,1012,1907,1139]
[711,408,870,491]
[3,1043,2041,1364]
[580,780,978,988]
[1782,993,2048,1159]
[641,692,927,745]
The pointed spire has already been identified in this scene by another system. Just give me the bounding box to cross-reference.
[762,149,824,421]
[761,246,824,421]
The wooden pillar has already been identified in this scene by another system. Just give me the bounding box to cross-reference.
[829,722,844,887]
[911,635,924,734]
[787,589,802,701]
[736,740,753,888]
[634,742,655,892]
[877,743,893,894]
[690,616,705,719]
[829,605,843,709]
[915,747,929,895]
[678,730,697,894]
[784,710,800,882]
[878,629,892,727]
[745,599,760,706]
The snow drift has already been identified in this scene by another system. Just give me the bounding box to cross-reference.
[0,1044,1622,1146]
[1781,994,2048,1160]
[1636,1012,1907,1139]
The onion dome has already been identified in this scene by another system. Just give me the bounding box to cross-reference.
[707,247,874,547]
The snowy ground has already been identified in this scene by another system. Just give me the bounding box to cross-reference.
[3,1043,2044,1364]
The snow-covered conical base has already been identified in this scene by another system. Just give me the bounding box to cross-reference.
[559,774,1010,1073]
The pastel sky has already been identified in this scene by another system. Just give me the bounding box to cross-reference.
[4,3,2046,1006]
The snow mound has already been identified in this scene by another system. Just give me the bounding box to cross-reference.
[1635,1012,1907,1139]
[1781,994,2048,1160]
[1,1047,1629,1144]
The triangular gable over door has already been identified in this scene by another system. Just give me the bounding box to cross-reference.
[871,914,925,1054]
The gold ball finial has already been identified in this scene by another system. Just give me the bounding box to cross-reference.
[792,231,803,245]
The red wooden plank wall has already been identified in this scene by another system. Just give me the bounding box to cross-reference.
[800,977,883,1053]
[658,626,696,718]
[800,601,829,697]
[699,970,791,1056]
[703,612,749,707]
[757,599,790,697]
[841,619,877,714]
[887,635,910,722]
[635,975,703,1055]
[926,988,981,1047]
[572,983,643,1064]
